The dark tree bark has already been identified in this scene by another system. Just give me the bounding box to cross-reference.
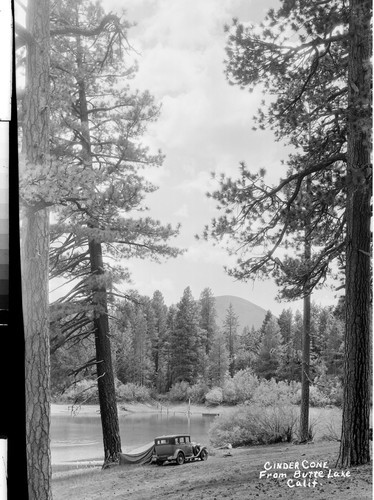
[89,239,122,464]
[299,293,311,442]
[299,172,312,443]
[223,304,239,377]
[21,0,53,497]
[338,0,372,468]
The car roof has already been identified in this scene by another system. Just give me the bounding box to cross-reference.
[154,434,191,439]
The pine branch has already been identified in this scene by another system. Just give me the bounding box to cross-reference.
[51,319,93,354]
[68,358,98,378]
[248,153,346,203]
[86,103,133,114]
[50,14,120,37]
[240,33,348,56]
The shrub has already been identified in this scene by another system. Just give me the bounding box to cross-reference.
[220,373,300,407]
[313,375,343,407]
[327,382,343,407]
[115,381,151,403]
[222,378,237,404]
[221,369,259,404]
[294,385,330,407]
[231,369,259,403]
[205,387,223,406]
[189,380,209,404]
[252,379,300,406]
[167,381,191,402]
[209,404,298,448]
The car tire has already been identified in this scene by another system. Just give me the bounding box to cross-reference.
[176,452,185,465]
[200,449,208,461]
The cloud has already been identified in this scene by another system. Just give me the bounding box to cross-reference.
[122,276,176,300]
[184,241,237,266]
[124,0,236,49]
[174,204,189,219]
[139,162,170,186]
[175,170,215,194]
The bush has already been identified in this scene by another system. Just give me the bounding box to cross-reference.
[205,387,223,406]
[294,385,330,407]
[221,372,299,406]
[189,380,209,404]
[313,375,343,407]
[221,369,259,404]
[326,381,343,407]
[222,378,237,404]
[115,381,151,403]
[252,379,300,406]
[209,404,298,447]
[231,370,259,403]
[309,386,331,407]
[167,381,191,402]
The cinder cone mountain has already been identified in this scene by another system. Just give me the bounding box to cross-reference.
[214,295,267,333]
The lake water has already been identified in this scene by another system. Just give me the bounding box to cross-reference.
[50,405,343,465]
[51,410,217,465]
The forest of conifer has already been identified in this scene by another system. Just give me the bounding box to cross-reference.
[51,286,345,408]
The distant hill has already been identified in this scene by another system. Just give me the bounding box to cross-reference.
[214,295,268,333]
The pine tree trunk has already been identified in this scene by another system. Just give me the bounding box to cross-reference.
[21,0,52,497]
[338,0,372,468]
[300,173,312,443]
[89,240,122,464]
[299,293,310,442]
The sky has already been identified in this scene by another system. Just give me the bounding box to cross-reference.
[7,0,342,316]
[93,0,341,315]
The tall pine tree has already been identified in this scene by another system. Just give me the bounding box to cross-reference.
[222,303,239,376]
[46,0,181,464]
[170,287,203,384]
[204,0,371,465]
[199,287,217,355]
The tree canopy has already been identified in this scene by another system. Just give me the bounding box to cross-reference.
[204,0,350,299]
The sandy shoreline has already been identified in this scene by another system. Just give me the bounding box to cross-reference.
[51,401,226,417]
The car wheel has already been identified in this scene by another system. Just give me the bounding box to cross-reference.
[200,449,208,461]
[176,452,185,465]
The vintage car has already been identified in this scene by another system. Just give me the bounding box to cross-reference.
[153,434,208,465]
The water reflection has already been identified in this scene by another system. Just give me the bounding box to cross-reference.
[51,410,217,465]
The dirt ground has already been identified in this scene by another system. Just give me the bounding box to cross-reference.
[52,441,372,500]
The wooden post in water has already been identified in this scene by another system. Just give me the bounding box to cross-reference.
[188,398,191,434]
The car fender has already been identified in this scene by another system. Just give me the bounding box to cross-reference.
[195,446,208,458]
[168,448,184,461]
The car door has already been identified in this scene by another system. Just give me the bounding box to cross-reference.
[155,438,174,459]
[179,436,193,457]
